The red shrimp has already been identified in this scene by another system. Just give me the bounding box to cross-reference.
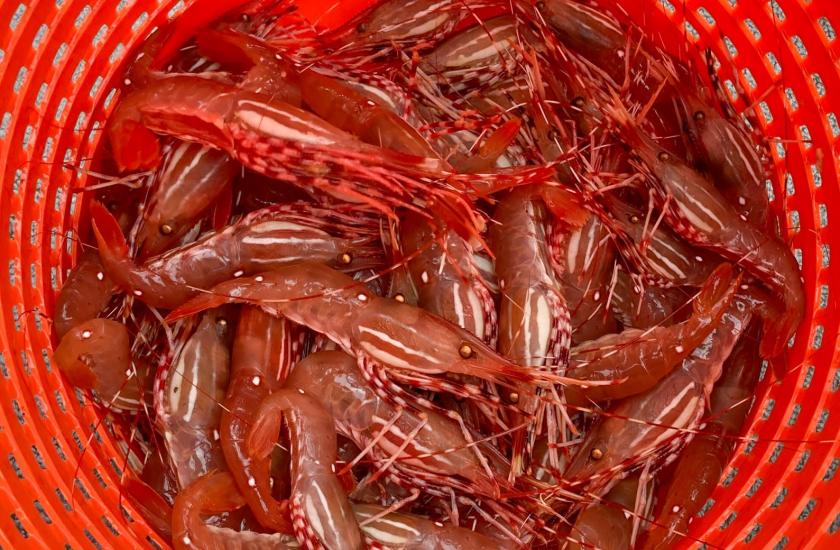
[354,503,517,549]
[284,351,509,499]
[54,318,150,412]
[678,85,773,230]
[488,185,587,475]
[54,251,113,338]
[123,475,174,541]
[421,16,522,93]
[564,286,756,495]
[221,307,303,533]
[602,192,719,287]
[91,201,381,309]
[642,323,762,549]
[565,263,740,404]
[536,0,627,87]
[324,0,467,49]
[608,102,804,357]
[400,213,496,345]
[195,27,303,106]
[610,268,691,329]
[560,213,618,343]
[159,308,233,489]
[248,389,365,550]
[136,142,239,258]
[106,73,490,240]
[172,470,299,550]
[567,477,639,550]
[166,263,571,416]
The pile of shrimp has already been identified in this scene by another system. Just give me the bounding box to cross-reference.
[52,0,804,548]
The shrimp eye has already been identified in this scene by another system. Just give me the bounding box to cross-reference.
[458,343,475,359]
[108,202,119,212]
[160,224,174,236]
[629,214,641,224]
[536,1,546,10]
[508,392,519,403]
[394,293,406,303]
[590,447,604,460]
[356,22,367,33]
[571,96,585,108]
[693,110,705,121]
[339,252,352,265]
[657,151,671,162]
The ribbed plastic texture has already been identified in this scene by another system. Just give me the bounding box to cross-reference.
[0,0,837,548]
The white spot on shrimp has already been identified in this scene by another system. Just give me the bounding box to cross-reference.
[738,196,747,205]
[358,293,368,301]
[124,368,132,376]
[297,388,305,394]
[182,536,191,546]
[675,345,684,353]
[434,521,444,527]
[740,284,749,290]
[593,291,601,301]
[234,270,244,277]
[252,376,261,386]
[248,477,256,487]
[124,78,132,86]
[96,271,104,281]
[421,271,429,284]
[133,290,143,296]
[213,429,220,441]
[695,256,704,262]
[672,505,681,513]
[81,330,92,339]
[255,275,264,282]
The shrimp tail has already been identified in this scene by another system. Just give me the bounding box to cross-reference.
[108,119,162,172]
[540,185,589,228]
[247,408,284,460]
[693,263,737,315]
[90,201,130,260]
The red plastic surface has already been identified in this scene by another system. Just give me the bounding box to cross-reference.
[0,0,837,548]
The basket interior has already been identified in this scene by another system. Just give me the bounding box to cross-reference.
[0,0,837,548]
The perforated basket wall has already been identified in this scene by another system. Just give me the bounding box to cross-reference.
[0,0,837,548]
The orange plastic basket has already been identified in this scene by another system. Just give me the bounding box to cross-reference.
[0,0,837,548]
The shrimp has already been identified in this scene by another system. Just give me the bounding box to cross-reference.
[54,318,150,412]
[610,268,690,329]
[159,308,233,489]
[602,192,718,287]
[560,213,618,343]
[564,285,756,495]
[284,351,509,499]
[354,503,517,549]
[54,251,113,338]
[247,389,364,550]
[166,263,570,408]
[221,307,303,533]
[488,185,587,475]
[536,0,627,87]
[608,102,804,357]
[172,470,300,550]
[136,142,239,258]
[107,73,490,240]
[324,0,467,49]
[400,213,496,344]
[679,86,772,230]
[91,201,382,309]
[421,16,522,93]
[567,477,639,550]
[642,323,762,549]
[565,263,740,404]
